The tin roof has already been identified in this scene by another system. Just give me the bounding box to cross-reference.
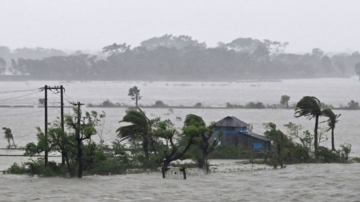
[241,131,271,142]
[215,116,248,128]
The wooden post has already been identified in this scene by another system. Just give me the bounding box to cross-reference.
[44,85,48,167]
[180,167,186,180]
[72,101,84,178]
[76,102,82,178]
[60,85,65,165]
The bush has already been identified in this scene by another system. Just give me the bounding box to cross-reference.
[194,102,202,108]
[226,102,244,108]
[245,102,266,109]
[153,100,168,107]
[6,158,68,177]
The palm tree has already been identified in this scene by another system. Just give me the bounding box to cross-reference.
[128,86,141,107]
[321,109,341,151]
[116,108,157,162]
[2,127,15,148]
[294,96,322,156]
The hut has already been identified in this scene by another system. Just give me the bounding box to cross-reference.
[214,116,271,151]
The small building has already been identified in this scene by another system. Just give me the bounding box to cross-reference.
[214,116,271,151]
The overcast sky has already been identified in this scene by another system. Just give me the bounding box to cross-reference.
[1,0,360,53]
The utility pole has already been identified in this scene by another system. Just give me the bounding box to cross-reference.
[40,85,65,167]
[60,85,65,165]
[72,101,84,178]
[44,85,48,166]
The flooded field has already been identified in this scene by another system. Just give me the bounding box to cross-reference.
[0,78,359,201]
[1,160,360,201]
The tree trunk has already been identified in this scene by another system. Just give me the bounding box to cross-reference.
[11,138,16,148]
[63,151,73,178]
[161,161,170,178]
[314,115,319,157]
[197,157,205,169]
[142,139,149,162]
[331,128,335,151]
[286,102,288,109]
[77,139,83,178]
[135,94,138,107]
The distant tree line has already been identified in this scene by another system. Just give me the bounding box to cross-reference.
[1,35,360,80]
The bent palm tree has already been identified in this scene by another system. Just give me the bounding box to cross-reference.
[294,96,322,156]
[116,108,157,162]
[321,109,341,151]
[2,127,15,148]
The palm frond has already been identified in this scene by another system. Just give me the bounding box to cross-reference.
[294,96,322,119]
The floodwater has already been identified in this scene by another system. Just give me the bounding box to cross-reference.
[1,77,360,201]
[1,161,360,201]
[0,77,359,154]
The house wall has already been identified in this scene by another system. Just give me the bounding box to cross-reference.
[214,128,270,151]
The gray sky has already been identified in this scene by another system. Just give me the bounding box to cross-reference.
[1,0,360,53]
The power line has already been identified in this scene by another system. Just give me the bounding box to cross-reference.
[64,93,74,103]
[1,110,43,117]
[0,91,40,102]
[0,88,38,94]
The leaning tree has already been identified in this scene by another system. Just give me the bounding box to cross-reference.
[321,108,341,151]
[116,107,158,163]
[294,96,322,156]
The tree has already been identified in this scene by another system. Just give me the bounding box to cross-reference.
[355,63,360,81]
[155,119,195,178]
[102,43,130,55]
[284,122,312,152]
[294,96,322,156]
[128,86,141,107]
[0,57,6,74]
[280,95,290,108]
[321,109,341,151]
[263,123,288,168]
[65,108,105,178]
[116,108,158,163]
[29,125,75,177]
[347,100,360,109]
[183,114,221,169]
[2,127,15,148]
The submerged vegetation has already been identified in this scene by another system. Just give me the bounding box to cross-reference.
[3,91,355,178]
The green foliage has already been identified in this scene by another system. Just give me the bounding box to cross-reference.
[295,96,322,119]
[6,159,68,177]
[24,142,39,156]
[6,162,28,174]
[183,114,221,169]
[280,95,290,107]
[284,122,312,152]
[194,102,202,108]
[226,102,244,108]
[128,86,140,97]
[339,144,351,161]
[153,100,168,107]
[245,102,265,109]
[38,98,45,105]
[2,127,15,148]
[102,99,117,107]
[346,100,359,109]
[295,96,322,156]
